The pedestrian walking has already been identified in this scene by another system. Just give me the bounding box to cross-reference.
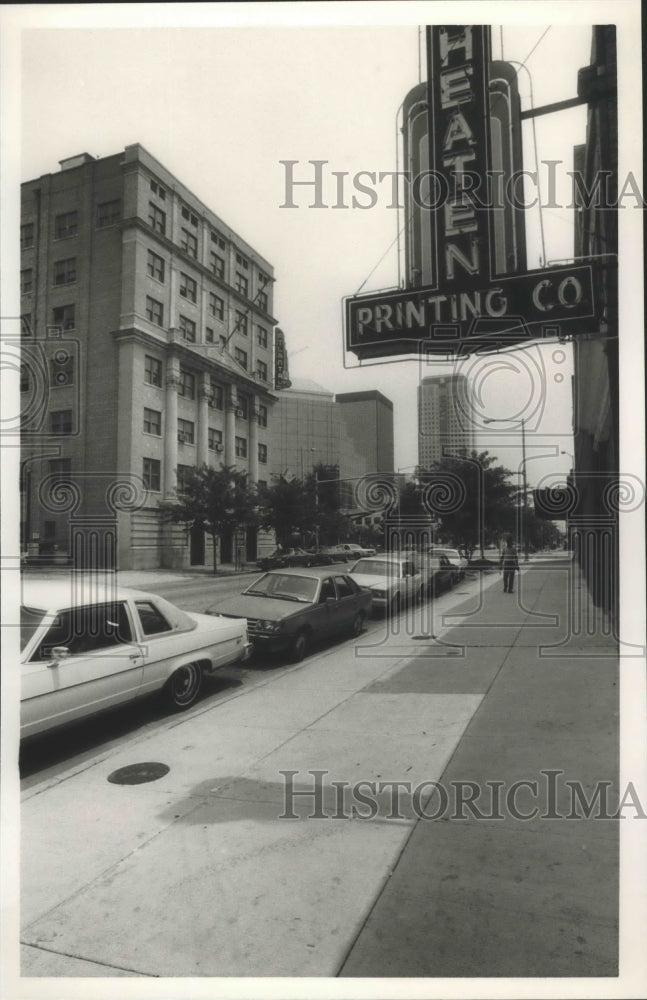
[499,542,519,593]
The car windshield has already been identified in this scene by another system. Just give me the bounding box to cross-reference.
[244,573,317,603]
[20,606,48,652]
[352,559,391,576]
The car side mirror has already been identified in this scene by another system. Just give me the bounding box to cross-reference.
[50,646,70,663]
[325,597,337,606]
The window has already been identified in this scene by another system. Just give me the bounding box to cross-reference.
[22,314,33,337]
[49,458,72,478]
[179,272,197,303]
[178,315,196,343]
[258,443,267,464]
[146,296,164,326]
[178,368,195,399]
[21,223,35,250]
[177,418,195,444]
[257,290,268,311]
[144,354,163,387]
[52,304,75,331]
[31,602,133,660]
[143,407,161,435]
[21,269,33,294]
[234,347,248,370]
[135,600,172,635]
[205,327,215,343]
[209,380,224,409]
[50,352,74,387]
[219,334,227,349]
[50,409,73,434]
[210,252,224,278]
[176,464,193,494]
[258,269,270,287]
[234,310,248,336]
[208,292,224,320]
[256,360,268,382]
[237,395,249,420]
[235,272,249,297]
[208,427,223,451]
[148,203,166,234]
[257,325,268,347]
[211,230,226,250]
[319,577,336,603]
[235,252,249,270]
[181,206,198,226]
[150,179,166,200]
[147,250,165,282]
[96,200,121,227]
[334,576,355,599]
[257,404,268,428]
[181,228,197,258]
[54,211,78,239]
[53,258,76,285]
[143,457,161,492]
[235,436,247,458]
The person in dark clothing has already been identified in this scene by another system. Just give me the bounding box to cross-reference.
[500,542,519,593]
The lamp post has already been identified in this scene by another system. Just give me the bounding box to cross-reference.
[484,416,529,562]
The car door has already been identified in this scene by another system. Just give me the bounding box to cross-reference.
[332,574,360,630]
[21,601,144,739]
[312,576,343,637]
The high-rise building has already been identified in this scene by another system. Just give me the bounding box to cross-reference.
[20,144,278,569]
[335,391,395,475]
[417,374,475,468]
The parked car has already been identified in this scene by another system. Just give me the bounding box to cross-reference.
[20,582,251,740]
[347,555,424,614]
[206,566,372,662]
[256,547,313,570]
[429,547,468,583]
[404,550,455,596]
[324,543,376,562]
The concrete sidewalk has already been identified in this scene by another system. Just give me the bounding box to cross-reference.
[18,557,619,979]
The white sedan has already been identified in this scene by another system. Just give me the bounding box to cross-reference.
[347,555,424,613]
[20,581,251,740]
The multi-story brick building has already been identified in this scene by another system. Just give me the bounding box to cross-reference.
[20,144,278,569]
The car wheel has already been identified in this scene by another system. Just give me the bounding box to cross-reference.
[165,661,203,710]
[290,630,310,663]
[350,612,365,638]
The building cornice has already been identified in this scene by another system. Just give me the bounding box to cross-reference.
[111,326,278,401]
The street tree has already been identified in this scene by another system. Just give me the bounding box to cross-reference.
[159,464,259,574]
[419,450,518,559]
[256,474,316,547]
[305,463,350,546]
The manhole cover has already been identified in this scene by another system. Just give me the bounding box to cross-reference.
[107,762,170,785]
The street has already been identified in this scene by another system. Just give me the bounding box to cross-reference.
[19,563,475,785]
[18,556,620,978]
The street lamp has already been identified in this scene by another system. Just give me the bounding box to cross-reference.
[483,416,529,562]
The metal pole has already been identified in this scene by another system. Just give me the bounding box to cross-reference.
[521,418,529,562]
[314,470,319,550]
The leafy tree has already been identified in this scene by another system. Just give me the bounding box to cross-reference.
[159,464,258,574]
[524,511,564,551]
[419,450,518,559]
[256,474,316,547]
[305,463,349,546]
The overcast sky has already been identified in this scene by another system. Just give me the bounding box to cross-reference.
[4,2,639,490]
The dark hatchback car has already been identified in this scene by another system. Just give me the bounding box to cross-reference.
[206,566,373,662]
[256,547,313,570]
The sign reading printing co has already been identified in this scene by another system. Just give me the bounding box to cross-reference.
[345,25,600,359]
